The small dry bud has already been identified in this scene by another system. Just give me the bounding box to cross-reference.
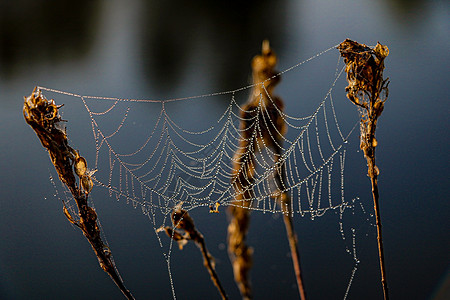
[75,156,88,177]
[209,202,220,213]
[81,174,94,194]
[372,138,378,148]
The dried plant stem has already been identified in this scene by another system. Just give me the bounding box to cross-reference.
[74,191,134,300]
[228,199,253,300]
[365,121,389,300]
[338,39,390,300]
[229,40,307,299]
[195,233,229,300]
[161,206,228,300]
[282,196,307,300]
[275,156,306,300]
[23,87,134,300]
[371,168,388,299]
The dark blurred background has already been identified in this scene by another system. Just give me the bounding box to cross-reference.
[0,0,449,299]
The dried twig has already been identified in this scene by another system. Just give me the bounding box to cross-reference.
[229,40,307,300]
[338,39,390,300]
[159,204,228,300]
[23,87,134,300]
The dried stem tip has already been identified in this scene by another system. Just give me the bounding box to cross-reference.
[23,87,77,190]
[337,39,390,177]
[337,39,389,111]
[24,87,134,300]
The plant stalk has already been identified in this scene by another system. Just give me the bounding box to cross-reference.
[196,234,229,300]
[23,87,134,300]
[162,207,229,300]
[338,39,390,299]
[275,159,307,300]
[282,196,307,300]
[370,161,389,300]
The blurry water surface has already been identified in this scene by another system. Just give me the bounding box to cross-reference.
[0,0,449,299]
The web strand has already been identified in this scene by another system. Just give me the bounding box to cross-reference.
[38,45,355,222]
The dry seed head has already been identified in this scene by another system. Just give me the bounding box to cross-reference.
[23,87,62,129]
[81,175,93,194]
[338,39,389,112]
[75,156,88,177]
[372,138,378,148]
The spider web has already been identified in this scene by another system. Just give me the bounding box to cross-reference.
[39,43,366,299]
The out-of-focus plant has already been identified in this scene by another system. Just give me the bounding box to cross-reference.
[228,40,307,300]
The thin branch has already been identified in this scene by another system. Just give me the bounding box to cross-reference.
[272,146,306,299]
[338,39,390,300]
[159,204,228,300]
[23,87,134,300]
[281,195,307,300]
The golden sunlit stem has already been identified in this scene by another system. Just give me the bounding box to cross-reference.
[23,87,134,300]
[338,39,390,300]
